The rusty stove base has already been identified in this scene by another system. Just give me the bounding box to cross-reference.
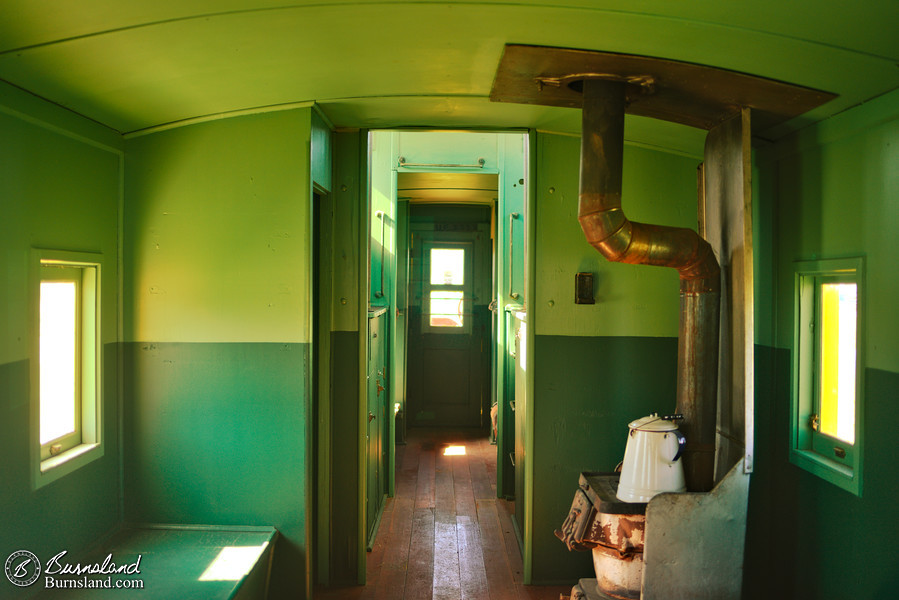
[570,578,628,600]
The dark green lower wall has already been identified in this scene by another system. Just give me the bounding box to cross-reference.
[329,331,360,585]
[532,335,679,584]
[122,342,308,599]
[531,338,899,594]
[0,345,121,568]
[745,345,899,600]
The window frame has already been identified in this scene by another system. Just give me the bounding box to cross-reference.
[790,256,864,496]
[421,242,473,335]
[30,249,104,488]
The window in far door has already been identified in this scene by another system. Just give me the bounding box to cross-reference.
[423,243,472,334]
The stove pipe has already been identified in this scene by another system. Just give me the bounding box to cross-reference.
[577,79,721,492]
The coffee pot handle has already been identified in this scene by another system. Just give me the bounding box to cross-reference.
[671,429,686,462]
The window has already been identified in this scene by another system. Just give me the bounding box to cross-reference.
[32,250,103,487]
[423,244,472,333]
[791,256,864,495]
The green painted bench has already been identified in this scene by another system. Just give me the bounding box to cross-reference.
[33,524,277,599]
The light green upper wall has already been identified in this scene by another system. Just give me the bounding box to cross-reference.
[534,132,699,338]
[767,88,899,373]
[770,92,899,372]
[124,108,312,343]
[0,81,122,366]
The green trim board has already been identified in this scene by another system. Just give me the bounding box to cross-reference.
[522,129,537,583]
[357,127,370,584]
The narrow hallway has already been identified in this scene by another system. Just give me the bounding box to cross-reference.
[317,428,570,600]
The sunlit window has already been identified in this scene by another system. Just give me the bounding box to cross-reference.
[423,244,470,334]
[40,280,79,445]
[791,257,863,496]
[430,291,464,328]
[34,253,101,482]
[430,248,465,285]
[818,282,857,444]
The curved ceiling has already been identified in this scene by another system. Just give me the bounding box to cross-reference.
[1,1,896,150]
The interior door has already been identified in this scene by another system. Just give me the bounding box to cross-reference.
[407,210,490,428]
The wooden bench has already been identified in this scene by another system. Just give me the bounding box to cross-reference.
[34,524,278,599]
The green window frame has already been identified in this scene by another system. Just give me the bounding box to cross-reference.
[421,242,473,335]
[790,256,864,496]
[31,249,104,488]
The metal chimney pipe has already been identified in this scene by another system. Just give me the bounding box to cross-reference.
[577,79,721,492]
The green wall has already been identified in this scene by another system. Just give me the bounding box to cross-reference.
[529,131,700,583]
[0,82,123,569]
[124,109,313,598]
[745,89,899,599]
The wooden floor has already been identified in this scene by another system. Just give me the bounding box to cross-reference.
[315,428,570,600]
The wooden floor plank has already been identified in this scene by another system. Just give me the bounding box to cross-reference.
[365,496,395,588]
[415,442,436,510]
[405,507,436,600]
[468,440,494,501]
[432,519,461,600]
[452,448,477,518]
[371,496,415,600]
[396,440,420,499]
[457,515,490,600]
[475,500,518,600]
[496,499,524,584]
[434,449,456,523]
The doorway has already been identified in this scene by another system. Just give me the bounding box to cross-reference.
[406,204,493,429]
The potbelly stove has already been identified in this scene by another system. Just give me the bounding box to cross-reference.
[556,472,646,600]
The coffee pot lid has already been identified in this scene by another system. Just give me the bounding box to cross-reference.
[628,413,681,432]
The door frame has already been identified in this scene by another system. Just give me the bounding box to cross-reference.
[352,130,530,584]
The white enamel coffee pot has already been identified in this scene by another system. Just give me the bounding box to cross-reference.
[616,413,686,503]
